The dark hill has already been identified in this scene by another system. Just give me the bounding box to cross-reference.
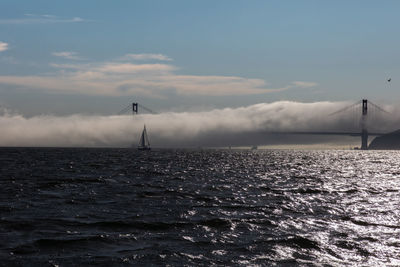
[369,130,400,150]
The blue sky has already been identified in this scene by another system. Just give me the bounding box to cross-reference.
[1,0,400,115]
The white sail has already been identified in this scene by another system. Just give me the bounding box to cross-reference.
[138,125,151,150]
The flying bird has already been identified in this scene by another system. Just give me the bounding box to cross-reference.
[388,78,391,82]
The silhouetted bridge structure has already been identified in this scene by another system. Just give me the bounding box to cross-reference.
[273,99,391,150]
[119,100,391,150]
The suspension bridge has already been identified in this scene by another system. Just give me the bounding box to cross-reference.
[332,99,391,149]
[118,100,393,150]
[273,99,391,150]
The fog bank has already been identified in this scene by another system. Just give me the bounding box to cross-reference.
[1,101,398,147]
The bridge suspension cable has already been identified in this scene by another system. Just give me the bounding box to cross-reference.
[329,100,390,117]
[328,100,361,116]
[368,100,390,115]
[117,104,132,115]
[138,104,157,114]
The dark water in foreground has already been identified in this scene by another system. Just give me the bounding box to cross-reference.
[1,148,400,266]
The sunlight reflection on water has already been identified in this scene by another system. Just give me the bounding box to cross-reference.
[1,148,400,265]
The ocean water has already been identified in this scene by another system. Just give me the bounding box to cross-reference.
[1,148,400,266]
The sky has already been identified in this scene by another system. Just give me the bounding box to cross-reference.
[1,0,400,147]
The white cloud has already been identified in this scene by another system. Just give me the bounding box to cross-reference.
[0,14,86,24]
[0,101,396,147]
[0,54,317,97]
[154,75,273,95]
[52,51,83,60]
[292,81,318,88]
[121,53,172,61]
[0,42,8,52]
[97,63,176,73]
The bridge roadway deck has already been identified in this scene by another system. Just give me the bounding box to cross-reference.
[263,131,385,136]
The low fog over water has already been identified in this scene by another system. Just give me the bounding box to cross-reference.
[0,101,398,148]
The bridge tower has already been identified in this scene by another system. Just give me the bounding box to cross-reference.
[361,99,368,150]
[132,103,138,114]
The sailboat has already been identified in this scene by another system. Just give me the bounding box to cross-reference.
[138,125,151,151]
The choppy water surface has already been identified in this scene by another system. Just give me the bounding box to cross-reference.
[1,148,400,266]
